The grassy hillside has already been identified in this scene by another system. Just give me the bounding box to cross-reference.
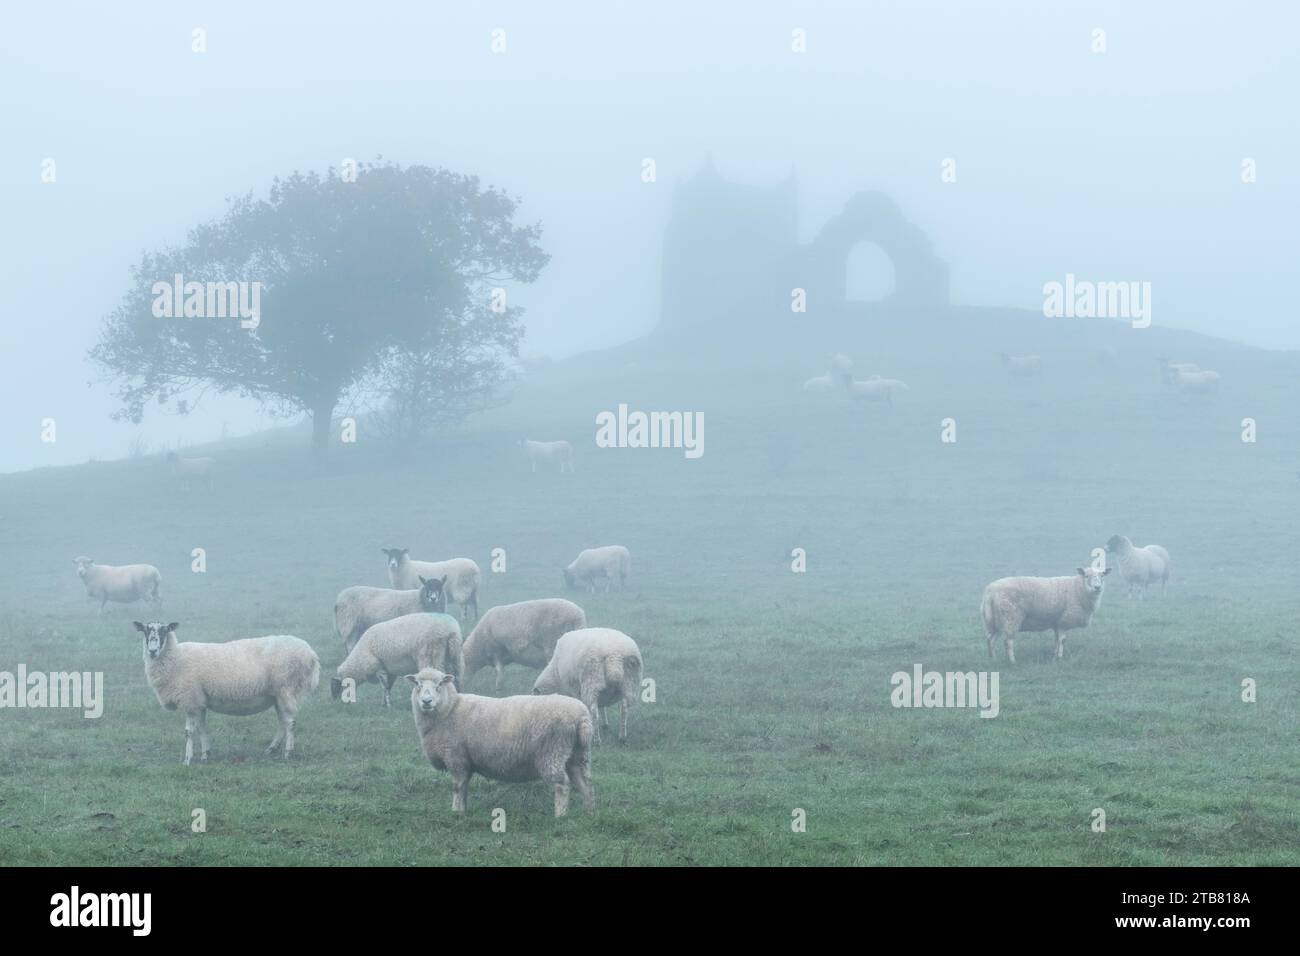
[1,307,1298,865]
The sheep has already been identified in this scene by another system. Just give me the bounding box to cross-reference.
[533,627,643,744]
[998,352,1042,376]
[463,598,588,691]
[831,353,854,374]
[74,557,160,614]
[381,549,480,623]
[563,545,631,593]
[844,376,909,405]
[134,621,320,765]
[519,439,574,474]
[1158,358,1200,385]
[165,451,215,491]
[980,566,1111,664]
[334,575,446,656]
[1174,368,1221,394]
[331,612,463,707]
[1104,535,1170,599]
[406,667,595,817]
[802,371,836,392]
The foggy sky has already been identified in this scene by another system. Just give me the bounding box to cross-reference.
[2,1,1296,472]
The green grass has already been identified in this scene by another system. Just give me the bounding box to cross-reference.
[1,312,1298,865]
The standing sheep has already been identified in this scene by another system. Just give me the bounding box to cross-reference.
[844,376,909,405]
[519,439,575,474]
[382,549,480,623]
[533,627,643,743]
[135,621,320,765]
[1105,535,1171,598]
[332,612,464,707]
[406,668,595,817]
[334,576,446,656]
[462,598,588,691]
[75,557,160,614]
[980,566,1111,664]
[563,546,631,592]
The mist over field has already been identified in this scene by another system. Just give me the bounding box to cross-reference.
[0,3,1298,869]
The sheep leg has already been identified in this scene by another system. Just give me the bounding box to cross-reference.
[1005,637,1016,665]
[378,671,393,708]
[619,699,629,742]
[197,709,211,761]
[182,713,198,765]
[277,697,298,758]
[582,686,602,744]
[985,631,995,659]
[553,782,571,818]
[566,756,594,811]
[450,772,471,812]
[1054,629,1064,661]
[493,657,504,693]
[98,596,107,615]
[266,714,285,754]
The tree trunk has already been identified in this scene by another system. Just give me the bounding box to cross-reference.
[311,398,335,461]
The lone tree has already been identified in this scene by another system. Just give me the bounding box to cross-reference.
[91,160,548,459]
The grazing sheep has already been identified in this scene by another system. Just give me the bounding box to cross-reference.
[563,545,631,593]
[334,576,446,656]
[998,352,1042,376]
[1158,358,1200,385]
[802,371,836,392]
[1105,535,1170,599]
[74,557,160,614]
[331,612,463,707]
[519,439,574,474]
[463,598,588,691]
[533,627,643,743]
[980,566,1111,664]
[381,549,480,623]
[844,376,909,405]
[135,621,320,765]
[165,451,215,490]
[407,667,595,817]
[1174,368,1221,394]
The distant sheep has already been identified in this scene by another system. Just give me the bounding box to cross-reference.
[332,612,463,707]
[802,372,836,392]
[533,627,643,743]
[165,451,215,490]
[844,376,909,405]
[463,598,588,691]
[334,576,446,656]
[1158,358,1200,385]
[998,353,1042,376]
[135,621,320,765]
[1105,535,1170,598]
[1174,368,1221,394]
[980,566,1111,663]
[563,545,630,592]
[519,439,574,474]
[74,557,160,614]
[382,549,480,623]
[407,667,595,817]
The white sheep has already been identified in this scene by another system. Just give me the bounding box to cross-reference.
[463,598,588,691]
[533,627,643,744]
[845,376,909,405]
[980,566,1111,664]
[165,451,215,490]
[563,545,631,592]
[1105,535,1170,599]
[1158,358,1200,385]
[1174,368,1221,394]
[519,439,574,474]
[406,667,595,817]
[334,576,446,656]
[135,621,320,765]
[381,549,480,623]
[998,352,1042,376]
[331,612,463,707]
[74,557,160,614]
[802,371,836,392]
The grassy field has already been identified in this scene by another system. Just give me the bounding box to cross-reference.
[2,309,1298,866]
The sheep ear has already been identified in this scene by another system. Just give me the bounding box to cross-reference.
[403,674,419,685]
[166,622,179,633]
[1102,567,1112,576]
[439,575,448,586]
[419,576,428,586]
[133,621,146,633]
[1076,567,1086,576]
[438,674,455,686]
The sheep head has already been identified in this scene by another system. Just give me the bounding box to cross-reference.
[405,668,456,715]
[134,621,179,659]
[418,575,447,613]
